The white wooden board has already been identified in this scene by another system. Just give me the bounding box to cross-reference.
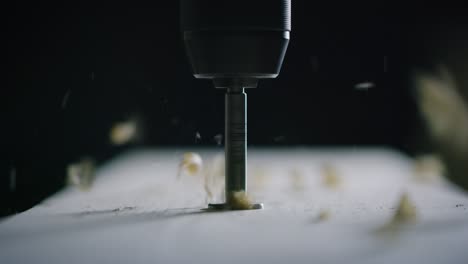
[1,148,467,264]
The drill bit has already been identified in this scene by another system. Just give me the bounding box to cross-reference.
[208,79,262,210]
[225,85,247,203]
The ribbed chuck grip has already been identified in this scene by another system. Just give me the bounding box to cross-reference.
[180,0,291,32]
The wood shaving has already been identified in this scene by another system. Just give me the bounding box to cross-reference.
[67,158,96,191]
[321,163,341,189]
[392,192,417,223]
[178,152,203,178]
[413,154,445,183]
[313,209,330,223]
[414,66,468,149]
[228,191,253,210]
[177,152,225,204]
[377,192,418,235]
[413,66,468,190]
[110,118,141,146]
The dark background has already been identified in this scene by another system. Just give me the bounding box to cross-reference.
[3,1,467,216]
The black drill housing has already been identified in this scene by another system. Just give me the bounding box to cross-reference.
[180,0,291,82]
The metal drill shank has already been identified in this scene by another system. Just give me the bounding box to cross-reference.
[225,86,247,203]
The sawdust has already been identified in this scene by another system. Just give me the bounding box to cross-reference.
[177,152,226,204]
[377,192,418,235]
[202,154,225,202]
[67,158,96,190]
[414,67,468,190]
[313,209,330,223]
[321,163,341,189]
[176,152,257,209]
[413,154,445,183]
[178,152,203,178]
[414,66,468,149]
[228,191,253,210]
[109,117,142,146]
[392,192,417,223]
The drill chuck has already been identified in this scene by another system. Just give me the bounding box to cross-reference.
[180,0,291,80]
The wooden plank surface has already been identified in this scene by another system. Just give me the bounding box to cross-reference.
[1,148,467,264]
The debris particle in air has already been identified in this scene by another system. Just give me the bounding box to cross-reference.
[109,117,141,146]
[67,158,96,190]
[202,154,225,202]
[61,90,71,109]
[321,163,341,189]
[195,132,202,143]
[9,167,16,192]
[354,82,375,90]
[414,66,468,190]
[178,152,203,178]
[413,154,445,183]
[213,134,223,146]
[414,66,468,150]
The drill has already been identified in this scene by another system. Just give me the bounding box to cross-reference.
[180,0,291,209]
